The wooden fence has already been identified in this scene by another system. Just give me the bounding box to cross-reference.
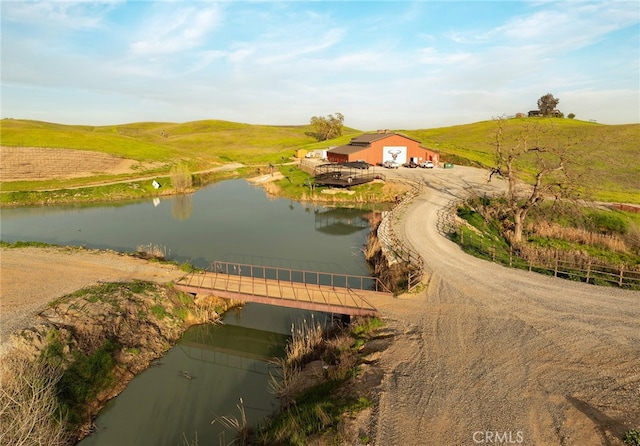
[454,228,640,289]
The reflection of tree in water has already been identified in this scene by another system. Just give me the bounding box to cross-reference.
[172,194,193,221]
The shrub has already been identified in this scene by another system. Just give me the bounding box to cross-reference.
[624,429,640,446]
[170,163,193,192]
[0,352,69,445]
[56,339,119,425]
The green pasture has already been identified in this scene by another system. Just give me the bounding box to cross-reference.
[402,118,640,203]
[1,117,638,204]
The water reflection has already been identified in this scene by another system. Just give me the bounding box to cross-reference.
[314,208,374,235]
[0,180,370,275]
[78,304,333,446]
[171,194,193,221]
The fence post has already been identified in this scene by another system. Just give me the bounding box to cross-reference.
[509,247,513,267]
[619,265,624,287]
[554,255,559,278]
[585,261,591,284]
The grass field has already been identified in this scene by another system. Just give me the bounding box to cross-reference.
[1,117,638,204]
[401,118,640,203]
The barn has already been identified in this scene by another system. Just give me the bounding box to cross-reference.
[326,130,439,166]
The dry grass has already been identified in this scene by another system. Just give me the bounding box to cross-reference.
[135,243,169,260]
[211,397,249,446]
[528,220,629,253]
[517,244,595,267]
[0,349,70,446]
[285,315,324,366]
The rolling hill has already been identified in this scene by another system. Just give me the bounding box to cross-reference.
[1,117,638,203]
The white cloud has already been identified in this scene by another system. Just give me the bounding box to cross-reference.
[129,5,221,56]
[2,1,119,29]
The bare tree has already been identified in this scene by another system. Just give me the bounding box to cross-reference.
[537,93,560,117]
[170,163,193,193]
[309,113,344,141]
[489,118,574,243]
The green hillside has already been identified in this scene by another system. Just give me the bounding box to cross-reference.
[0,119,353,168]
[401,118,640,203]
[1,117,638,204]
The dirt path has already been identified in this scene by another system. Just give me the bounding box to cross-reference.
[366,166,640,445]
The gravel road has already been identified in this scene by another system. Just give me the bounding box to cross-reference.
[365,165,639,446]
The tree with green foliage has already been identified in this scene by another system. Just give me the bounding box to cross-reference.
[537,93,560,117]
[489,118,575,244]
[567,113,575,119]
[309,113,344,141]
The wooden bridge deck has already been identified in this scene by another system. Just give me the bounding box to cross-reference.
[175,270,390,316]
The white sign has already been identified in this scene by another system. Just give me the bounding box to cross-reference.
[382,146,407,164]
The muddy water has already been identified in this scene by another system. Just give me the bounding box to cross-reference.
[1,179,373,444]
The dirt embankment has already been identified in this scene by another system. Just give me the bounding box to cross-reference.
[0,246,242,442]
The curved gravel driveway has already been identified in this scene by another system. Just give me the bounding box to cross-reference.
[366,165,639,446]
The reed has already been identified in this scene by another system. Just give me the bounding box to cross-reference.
[528,220,629,253]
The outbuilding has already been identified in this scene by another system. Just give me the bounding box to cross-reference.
[327,130,439,166]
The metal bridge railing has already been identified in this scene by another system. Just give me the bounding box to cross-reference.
[209,260,392,294]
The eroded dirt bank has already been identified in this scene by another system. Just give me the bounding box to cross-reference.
[0,247,240,442]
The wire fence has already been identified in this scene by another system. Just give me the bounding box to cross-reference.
[451,222,640,290]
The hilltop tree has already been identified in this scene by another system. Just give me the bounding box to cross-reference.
[489,118,575,244]
[309,113,344,141]
[537,93,560,117]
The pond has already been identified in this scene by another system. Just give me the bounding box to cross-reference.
[0,180,375,444]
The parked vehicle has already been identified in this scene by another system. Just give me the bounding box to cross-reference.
[383,160,400,169]
[345,161,372,169]
[420,161,435,169]
[403,161,419,168]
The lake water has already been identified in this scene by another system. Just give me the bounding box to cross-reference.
[0,180,374,445]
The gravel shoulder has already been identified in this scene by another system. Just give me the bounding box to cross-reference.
[1,166,638,446]
[0,247,185,353]
[366,166,640,445]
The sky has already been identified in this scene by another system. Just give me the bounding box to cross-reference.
[1,1,639,130]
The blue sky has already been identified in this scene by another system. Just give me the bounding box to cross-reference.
[1,1,638,130]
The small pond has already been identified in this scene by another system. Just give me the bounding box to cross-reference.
[1,179,375,444]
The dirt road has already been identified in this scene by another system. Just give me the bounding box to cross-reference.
[366,166,640,445]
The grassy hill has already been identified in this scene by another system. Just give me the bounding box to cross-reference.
[1,117,638,204]
[401,118,640,204]
[0,118,362,169]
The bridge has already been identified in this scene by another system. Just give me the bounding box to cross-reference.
[175,260,392,316]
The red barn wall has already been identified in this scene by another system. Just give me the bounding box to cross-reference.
[327,134,440,166]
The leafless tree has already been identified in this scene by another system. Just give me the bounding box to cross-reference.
[489,118,575,243]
